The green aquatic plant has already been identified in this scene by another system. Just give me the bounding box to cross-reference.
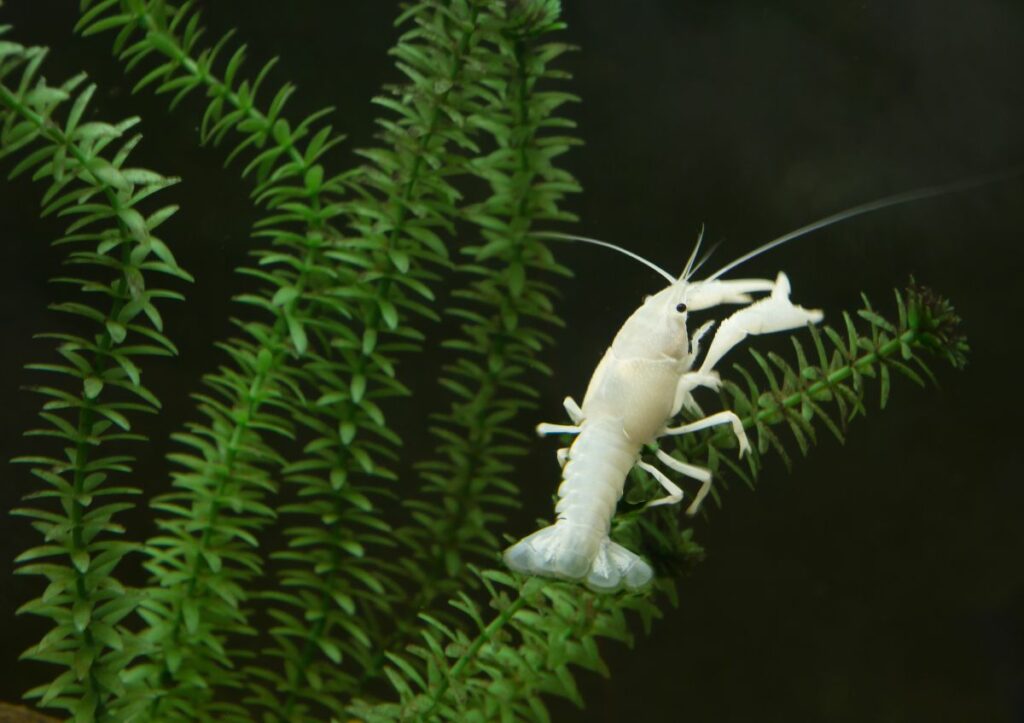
[0,1,969,721]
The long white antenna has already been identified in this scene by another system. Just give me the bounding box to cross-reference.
[705,169,1021,282]
[686,239,721,280]
[680,224,705,280]
[532,231,676,283]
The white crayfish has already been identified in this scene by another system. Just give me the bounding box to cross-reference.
[504,179,996,593]
[504,236,820,592]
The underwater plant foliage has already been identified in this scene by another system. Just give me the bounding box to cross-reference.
[2,1,1023,721]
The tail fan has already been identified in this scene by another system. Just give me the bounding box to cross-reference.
[504,521,653,592]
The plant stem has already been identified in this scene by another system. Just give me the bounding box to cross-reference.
[123,6,313,172]
[417,593,529,722]
[751,327,918,429]
[1,77,150,721]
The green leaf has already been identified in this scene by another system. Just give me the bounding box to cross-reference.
[71,549,90,573]
[350,374,366,403]
[83,377,104,399]
[271,285,300,306]
[256,347,274,373]
[72,598,91,632]
[105,320,127,343]
[183,598,199,634]
[378,299,399,330]
[118,207,148,243]
[287,313,307,354]
[304,163,323,191]
[318,639,342,664]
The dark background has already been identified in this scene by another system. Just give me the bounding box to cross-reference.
[2,1,1023,721]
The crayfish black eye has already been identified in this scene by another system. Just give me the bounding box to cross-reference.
[675,303,688,313]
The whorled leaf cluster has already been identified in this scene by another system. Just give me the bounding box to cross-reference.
[0,1,970,722]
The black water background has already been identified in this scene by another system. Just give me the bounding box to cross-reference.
[1,1,1023,721]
